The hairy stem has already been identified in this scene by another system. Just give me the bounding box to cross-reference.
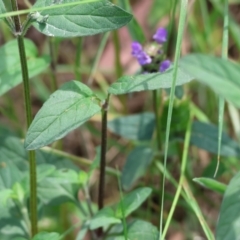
[11,0,38,236]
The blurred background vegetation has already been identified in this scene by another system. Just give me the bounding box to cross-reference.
[1,0,240,239]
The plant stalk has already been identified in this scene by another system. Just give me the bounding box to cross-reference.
[11,0,38,236]
[98,94,110,210]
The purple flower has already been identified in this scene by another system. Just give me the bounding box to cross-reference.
[136,51,152,66]
[131,41,143,57]
[153,28,168,44]
[160,60,171,72]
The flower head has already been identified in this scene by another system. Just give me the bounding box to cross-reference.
[153,28,168,44]
[131,41,143,57]
[136,51,152,66]
[159,60,171,72]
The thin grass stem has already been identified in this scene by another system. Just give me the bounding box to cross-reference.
[214,0,229,178]
[159,0,188,238]
[161,111,193,239]
[155,162,214,239]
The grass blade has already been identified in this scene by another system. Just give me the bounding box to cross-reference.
[159,0,188,238]
[161,111,193,239]
[214,0,229,177]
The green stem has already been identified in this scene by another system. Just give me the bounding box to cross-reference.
[98,94,110,210]
[11,0,38,236]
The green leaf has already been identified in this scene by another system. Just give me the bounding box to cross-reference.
[0,163,26,239]
[190,121,240,157]
[216,171,240,239]
[105,219,159,240]
[50,168,79,184]
[0,134,78,172]
[0,39,50,96]
[37,168,79,205]
[90,207,121,230]
[180,54,240,108]
[18,164,57,197]
[31,0,132,37]
[12,182,25,203]
[108,67,193,95]
[0,161,24,190]
[115,187,152,218]
[193,177,226,194]
[25,80,101,150]
[0,189,13,206]
[36,164,56,182]
[0,133,79,239]
[12,238,28,240]
[32,232,60,240]
[127,220,159,240]
[108,112,155,141]
[121,147,154,191]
